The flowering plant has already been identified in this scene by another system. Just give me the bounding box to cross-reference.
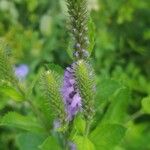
[0,0,149,150]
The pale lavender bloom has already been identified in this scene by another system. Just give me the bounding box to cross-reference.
[15,64,29,80]
[61,63,82,121]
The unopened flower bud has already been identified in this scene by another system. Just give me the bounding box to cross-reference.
[73,51,80,58]
[81,23,84,26]
[84,37,88,41]
[82,49,89,58]
[86,41,90,46]
[74,43,81,49]
[72,28,77,33]
[84,27,88,31]
[79,33,82,37]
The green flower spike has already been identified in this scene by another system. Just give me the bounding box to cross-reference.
[40,70,67,127]
[74,60,95,121]
[0,41,16,84]
[66,0,90,59]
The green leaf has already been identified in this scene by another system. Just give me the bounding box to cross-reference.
[88,17,95,55]
[26,73,40,98]
[73,115,86,135]
[73,136,95,150]
[141,96,150,114]
[0,97,7,110]
[16,133,45,150]
[95,79,122,119]
[90,124,126,150]
[0,112,44,133]
[97,79,121,101]
[39,136,61,150]
[125,122,150,149]
[102,87,131,124]
[0,85,24,101]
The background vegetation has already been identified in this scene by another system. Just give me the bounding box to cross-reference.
[0,0,150,150]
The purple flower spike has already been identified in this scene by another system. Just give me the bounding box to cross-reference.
[15,64,29,80]
[61,64,82,121]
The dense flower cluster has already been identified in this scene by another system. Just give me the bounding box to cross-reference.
[61,63,82,121]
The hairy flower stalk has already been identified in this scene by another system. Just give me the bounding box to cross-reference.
[66,0,90,59]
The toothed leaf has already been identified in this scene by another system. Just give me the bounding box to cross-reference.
[39,136,61,150]
[16,133,45,150]
[90,124,126,150]
[73,136,95,150]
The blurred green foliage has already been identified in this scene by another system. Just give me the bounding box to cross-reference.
[0,0,150,150]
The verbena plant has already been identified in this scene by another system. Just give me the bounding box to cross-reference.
[0,0,149,150]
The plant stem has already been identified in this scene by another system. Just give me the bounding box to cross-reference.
[130,110,143,121]
[85,120,91,137]
[126,110,144,125]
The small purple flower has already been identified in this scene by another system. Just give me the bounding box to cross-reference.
[61,63,82,121]
[15,64,29,80]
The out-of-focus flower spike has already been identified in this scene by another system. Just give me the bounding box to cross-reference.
[0,40,16,84]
